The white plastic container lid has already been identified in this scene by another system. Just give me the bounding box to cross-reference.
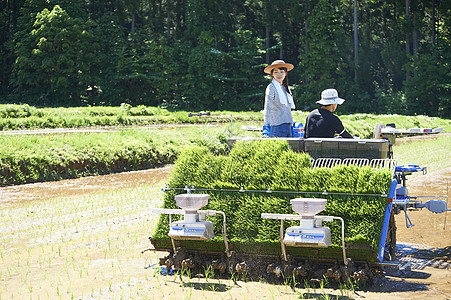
[290,198,327,217]
[175,194,210,212]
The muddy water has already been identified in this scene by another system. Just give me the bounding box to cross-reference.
[0,165,173,208]
[395,167,451,250]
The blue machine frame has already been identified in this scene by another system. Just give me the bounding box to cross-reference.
[377,179,398,262]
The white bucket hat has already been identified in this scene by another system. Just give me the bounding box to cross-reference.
[316,89,345,105]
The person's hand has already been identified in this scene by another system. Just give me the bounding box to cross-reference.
[262,124,270,137]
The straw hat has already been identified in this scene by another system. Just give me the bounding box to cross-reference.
[316,89,345,105]
[264,60,294,74]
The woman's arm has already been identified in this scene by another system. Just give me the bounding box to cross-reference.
[263,84,274,125]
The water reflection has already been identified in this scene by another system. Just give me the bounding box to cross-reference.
[0,165,173,207]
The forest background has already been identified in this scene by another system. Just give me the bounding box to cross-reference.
[0,0,450,118]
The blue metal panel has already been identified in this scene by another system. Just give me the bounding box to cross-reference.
[377,179,397,262]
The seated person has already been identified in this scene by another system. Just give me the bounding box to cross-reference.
[304,89,353,139]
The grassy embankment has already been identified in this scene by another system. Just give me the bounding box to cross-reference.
[1,104,450,186]
[0,104,259,129]
[1,103,450,137]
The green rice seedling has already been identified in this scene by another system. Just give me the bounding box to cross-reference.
[203,265,215,282]
[291,274,298,291]
[346,277,356,295]
[184,267,192,280]
[230,272,239,286]
[183,287,193,300]
[267,284,276,300]
[241,271,249,283]
[322,275,329,288]
[394,135,451,174]
[302,279,311,298]
[319,278,326,295]
[338,281,346,297]
[281,273,290,287]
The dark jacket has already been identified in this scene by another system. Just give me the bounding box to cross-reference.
[305,108,353,138]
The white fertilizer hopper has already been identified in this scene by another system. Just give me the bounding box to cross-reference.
[151,193,231,256]
[284,198,331,247]
[169,194,214,240]
[175,194,210,213]
[261,198,347,263]
[290,198,327,216]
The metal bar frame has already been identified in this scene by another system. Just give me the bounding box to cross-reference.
[151,208,231,257]
[261,213,348,265]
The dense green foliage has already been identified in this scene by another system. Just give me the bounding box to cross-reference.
[1,1,450,117]
[153,140,392,257]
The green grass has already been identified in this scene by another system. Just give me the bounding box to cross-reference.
[0,126,230,186]
[1,104,449,187]
[393,135,451,173]
[0,104,261,130]
[1,104,450,140]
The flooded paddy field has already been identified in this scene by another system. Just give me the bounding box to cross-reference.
[0,166,450,299]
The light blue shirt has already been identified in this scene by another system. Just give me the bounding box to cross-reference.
[263,82,293,126]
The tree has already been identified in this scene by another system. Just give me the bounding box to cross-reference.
[11,5,98,105]
[404,38,451,118]
[296,0,347,111]
[1,0,450,115]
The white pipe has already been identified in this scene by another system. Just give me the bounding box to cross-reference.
[213,211,231,257]
[331,216,348,266]
[280,219,287,261]
[169,214,177,254]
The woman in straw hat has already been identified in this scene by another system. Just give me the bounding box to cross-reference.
[263,60,295,137]
[304,88,353,138]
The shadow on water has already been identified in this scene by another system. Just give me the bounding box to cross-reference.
[182,282,229,292]
[299,293,353,300]
[362,243,450,294]
[396,244,450,270]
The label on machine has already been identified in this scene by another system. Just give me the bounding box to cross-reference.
[287,231,325,240]
[171,225,206,233]
[284,226,332,247]
[169,221,214,240]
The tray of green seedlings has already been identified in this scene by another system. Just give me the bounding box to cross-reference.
[151,140,393,262]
